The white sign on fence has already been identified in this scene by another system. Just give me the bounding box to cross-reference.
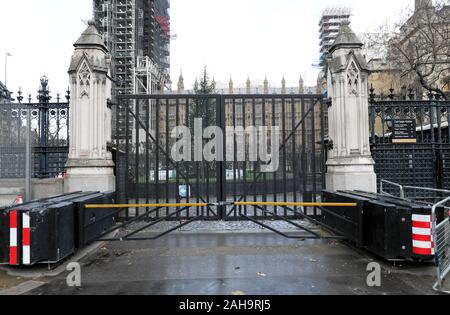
[179,185,191,198]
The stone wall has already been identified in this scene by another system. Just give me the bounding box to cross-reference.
[0,178,64,207]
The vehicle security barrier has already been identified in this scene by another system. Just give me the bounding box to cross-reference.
[0,191,115,266]
[350,190,446,260]
[0,191,98,265]
[0,191,83,212]
[433,196,450,294]
[321,190,447,261]
[345,191,436,261]
[320,191,366,247]
[83,201,356,242]
[73,191,116,248]
[21,202,76,265]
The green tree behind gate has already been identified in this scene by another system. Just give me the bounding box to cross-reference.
[189,67,217,179]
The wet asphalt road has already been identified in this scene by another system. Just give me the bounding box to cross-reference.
[28,232,437,295]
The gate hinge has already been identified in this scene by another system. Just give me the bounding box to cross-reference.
[326,139,334,151]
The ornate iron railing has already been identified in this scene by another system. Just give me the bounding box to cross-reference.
[369,86,450,198]
[0,77,70,179]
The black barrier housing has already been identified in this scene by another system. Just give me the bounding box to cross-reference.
[344,191,438,260]
[365,201,413,261]
[321,190,365,247]
[348,191,428,208]
[322,190,442,261]
[27,202,76,264]
[1,201,52,265]
[44,192,99,205]
[349,191,447,225]
[0,191,92,211]
[73,191,116,248]
[0,192,103,266]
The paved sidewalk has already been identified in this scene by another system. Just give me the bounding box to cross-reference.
[0,269,26,292]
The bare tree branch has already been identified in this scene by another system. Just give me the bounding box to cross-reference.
[364,0,450,99]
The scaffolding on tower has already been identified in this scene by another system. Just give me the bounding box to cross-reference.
[133,56,169,95]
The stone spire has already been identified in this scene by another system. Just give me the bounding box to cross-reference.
[229,77,234,94]
[299,75,304,93]
[177,70,184,93]
[69,20,110,75]
[264,76,269,94]
[246,76,251,94]
[281,76,286,94]
[73,20,108,52]
[328,21,363,54]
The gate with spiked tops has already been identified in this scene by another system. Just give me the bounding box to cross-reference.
[111,93,329,222]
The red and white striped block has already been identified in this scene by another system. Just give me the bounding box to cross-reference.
[22,212,31,265]
[9,210,18,265]
[412,214,435,256]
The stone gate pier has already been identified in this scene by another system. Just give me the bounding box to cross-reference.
[325,22,377,193]
[64,21,115,193]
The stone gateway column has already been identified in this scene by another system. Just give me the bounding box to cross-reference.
[64,21,115,193]
[325,22,377,193]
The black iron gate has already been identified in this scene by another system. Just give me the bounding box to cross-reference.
[369,87,450,199]
[113,93,327,221]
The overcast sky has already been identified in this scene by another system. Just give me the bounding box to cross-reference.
[0,0,414,97]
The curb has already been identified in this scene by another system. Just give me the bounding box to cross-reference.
[0,281,46,296]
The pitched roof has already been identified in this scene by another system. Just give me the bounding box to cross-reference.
[74,20,108,52]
